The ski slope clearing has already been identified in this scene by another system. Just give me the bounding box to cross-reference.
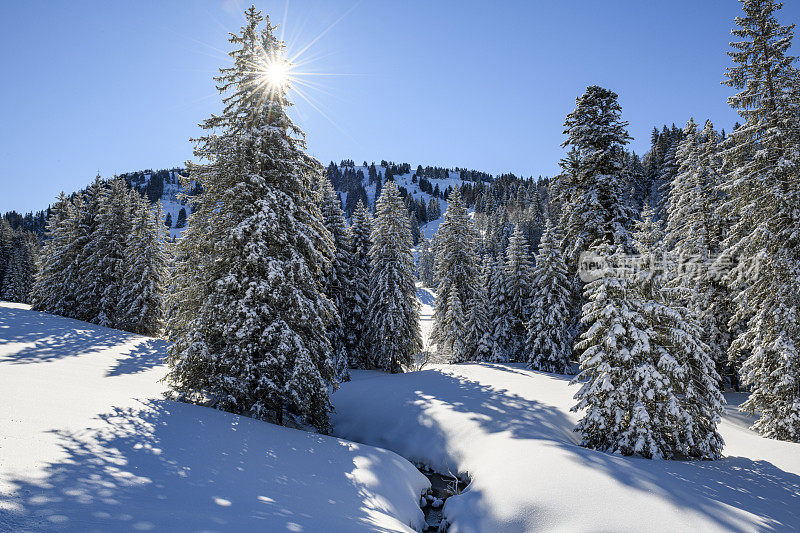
[0,302,428,532]
[332,363,800,532]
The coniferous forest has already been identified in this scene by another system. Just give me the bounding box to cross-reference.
[2,2,800,531]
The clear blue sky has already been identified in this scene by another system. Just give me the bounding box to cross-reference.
[2,0,797,213]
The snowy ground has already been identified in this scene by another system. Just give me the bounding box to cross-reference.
[332,364,800,532]
[4,301,799,532]
[0,302,428,532]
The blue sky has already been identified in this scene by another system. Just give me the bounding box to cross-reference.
[2,0,798,213]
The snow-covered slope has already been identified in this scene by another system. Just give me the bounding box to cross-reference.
[0,302,429,532]
[332,363,800,532]
[128,163,477,241]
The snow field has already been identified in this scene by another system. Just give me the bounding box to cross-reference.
[0,302,429,532]
[332,363,800,532]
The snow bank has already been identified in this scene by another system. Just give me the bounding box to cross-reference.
[0,302,429,532]
[332,363,800,532]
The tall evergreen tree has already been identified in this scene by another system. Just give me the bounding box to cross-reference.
[488,254,513,362]
[526,219,574,373]
[462,261,491,363]
[666,119,731,385]
[165,7,336,431]
[503,226,535,361]
[559,85,637,266]
[347,199,372,369]
[118,199,169,335]
[431,188,479,360]
[1,230,37,304]
[635,207,725,459]
[366,180,422,373]
[31,193,74,313]
[317,175,352,382]
[722,0,800,441]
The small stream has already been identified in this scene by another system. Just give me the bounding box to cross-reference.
[416,465,470,532]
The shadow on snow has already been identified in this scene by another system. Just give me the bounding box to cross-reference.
[359,364,800,532]
[1,400,419,533]
[0,305,165,376]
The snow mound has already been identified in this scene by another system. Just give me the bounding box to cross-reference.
[0,302,429,532]
[332,363,800,532]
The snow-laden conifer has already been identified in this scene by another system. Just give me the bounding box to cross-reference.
[118,198,169,335]
[502,226,534,362]
[317,175,352,382]
[526,219,574,373]
[559,86,636,264]
[347,199,372,369]
[431,187,479,360]
[572,242,688,459]
[165,7,336,431]
[722,0,800,441]
[366,180,422,372]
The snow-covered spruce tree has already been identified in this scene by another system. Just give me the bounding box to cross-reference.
[462,259,491,362]
[91,177,135,329]
[165,7,337,432]
[722,0,800,441]
[417,236,436,288]
[31,193,74,313]
[572,242,690,459]
[1,230,38,304]
[502,225,535,362]
[0,219,13,294]
[316,175,351,382]
[72,177,112,323]
[526,219,574,374]
[59,191,92,320]
[488,253,513,362]
[652,138,679,221]
[634,207,725,459]
[559,85,636,265]
[118,198,169,335]
[665,118,731,386]
[366,180,422,373]
[347,199,372,369]
[431,187,480,360]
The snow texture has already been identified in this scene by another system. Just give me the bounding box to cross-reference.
[0,302,429,532]
[333,363,800,532]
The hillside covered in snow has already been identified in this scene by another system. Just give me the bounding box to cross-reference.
[118,160,497,241]
[3,300,800,532]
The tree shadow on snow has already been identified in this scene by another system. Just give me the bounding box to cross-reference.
[105,338,167,377]
[395,366,800,532]
[0,305,164,376]
[1,400,421,533]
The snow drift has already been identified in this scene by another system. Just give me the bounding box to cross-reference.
[0,302,429,532]
[332,363,800,532]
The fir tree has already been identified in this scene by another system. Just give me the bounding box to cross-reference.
[165,7,336,431]
[317,175,352,382]
[572,242,690,459]
[431,188,479,360]
[634,207,725,459]
[722,0,800,441]
[488,254,513,362]
[1,230,37,304]
[31,193,74,313]
[502,226,535,361]
[462,259,491,362]
[118,198,169,335]
[366,180,422,372]
[666,119,731,386]
[347,199,372,369]
[90,177,134,329]
[526,219,574,373]
[559,86,636,265]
